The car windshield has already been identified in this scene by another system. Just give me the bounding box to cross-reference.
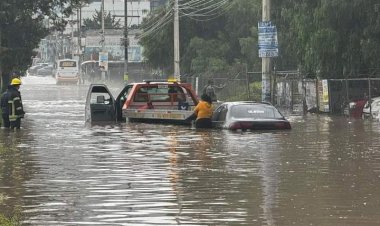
[230,104,283,119]
[135,85,184,102]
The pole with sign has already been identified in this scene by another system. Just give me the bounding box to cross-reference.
[99,51,108,80]
[260,0,278,103]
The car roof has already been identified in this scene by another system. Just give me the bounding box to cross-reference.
[128,81,191,86]
[371,96,380,101]
[221,101,274,107]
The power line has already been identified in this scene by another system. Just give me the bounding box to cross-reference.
[138,0,231,38]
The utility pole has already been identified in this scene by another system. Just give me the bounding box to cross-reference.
[124,0,128,83]
[101,0,105,51]
[100,0,106,81]
[77,6,83,83]
[77,7,82,52]
[173,0,180,81]
[113,0,139,83]
[262,0,271,102]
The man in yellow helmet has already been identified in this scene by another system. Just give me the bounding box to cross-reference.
[0,78,25,129]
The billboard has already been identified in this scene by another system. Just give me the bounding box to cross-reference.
[318,80,330,112]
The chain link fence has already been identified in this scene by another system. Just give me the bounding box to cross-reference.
[181,68,380,117]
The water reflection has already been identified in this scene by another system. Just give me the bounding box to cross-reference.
[0,129,36,219]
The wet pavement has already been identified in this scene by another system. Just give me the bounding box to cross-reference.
[0,76,380,225]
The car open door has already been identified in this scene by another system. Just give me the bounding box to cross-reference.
[114,84,133,122]
[85,84,116,122]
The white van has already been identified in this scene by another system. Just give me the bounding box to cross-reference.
[55,59,79,84]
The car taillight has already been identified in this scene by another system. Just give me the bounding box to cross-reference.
[229,122,253,130]
[274,122,291,129]
[229,122,242,130]
[241,122,253,129]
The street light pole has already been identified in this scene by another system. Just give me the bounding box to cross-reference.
[262,0,271,102]
[77,7,81,51]
[173,0,180,81]
[124,0,128,83]
[100,0,106,81]
[101,0,105,51]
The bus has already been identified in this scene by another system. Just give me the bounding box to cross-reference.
[55,59,79,85]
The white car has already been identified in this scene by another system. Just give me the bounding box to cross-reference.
[212,101,291,130]
[362,97,380,118]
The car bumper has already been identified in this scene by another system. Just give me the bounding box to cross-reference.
[56,76,79,82]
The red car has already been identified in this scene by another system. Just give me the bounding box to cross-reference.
[85,80,199,124]
[343,99,367,118]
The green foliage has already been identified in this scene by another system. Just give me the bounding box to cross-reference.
[140,0,261,78]
[83,10,121,30]
[140,0,380,80]
[0,213,20,226]
[273,0,380,78]
[188,37,229,76]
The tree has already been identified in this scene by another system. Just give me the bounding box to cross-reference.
[272,0,380,78]
[140,0,260,77]
[0,0,88,91]
[83,10,121,30]
[140,0,380,80]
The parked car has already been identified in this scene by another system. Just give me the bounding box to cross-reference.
[343,99,367,118]
[212,101,291,130]
[363,97,380,118]
[36,65,54,76]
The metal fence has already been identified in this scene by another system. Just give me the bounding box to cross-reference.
[182,69,380,117]
[188,72,258,102]
[274,75,380,115]
[328,78,380,114]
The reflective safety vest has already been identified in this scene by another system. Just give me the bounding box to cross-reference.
[8,96,23,121]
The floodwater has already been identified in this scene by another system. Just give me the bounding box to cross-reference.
[1,76,380,226]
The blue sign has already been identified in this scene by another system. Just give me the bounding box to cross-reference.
[258,21,279,58]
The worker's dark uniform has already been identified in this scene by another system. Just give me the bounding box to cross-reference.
[7,85,24,129]
[0,86,12,128]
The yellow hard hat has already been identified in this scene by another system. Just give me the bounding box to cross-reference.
[11,78,22,85]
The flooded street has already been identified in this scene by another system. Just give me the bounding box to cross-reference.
[1,76,380,226]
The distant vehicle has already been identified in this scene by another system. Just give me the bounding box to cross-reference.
[32,57,41,66]
[80,60,99,82]
[363,97,380,118]
[212,102,291,130]
[85,80,199,123]
[36,65,54,77]
[55,59,79,85]
[343,99,367,118]
[28,63,49,76]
